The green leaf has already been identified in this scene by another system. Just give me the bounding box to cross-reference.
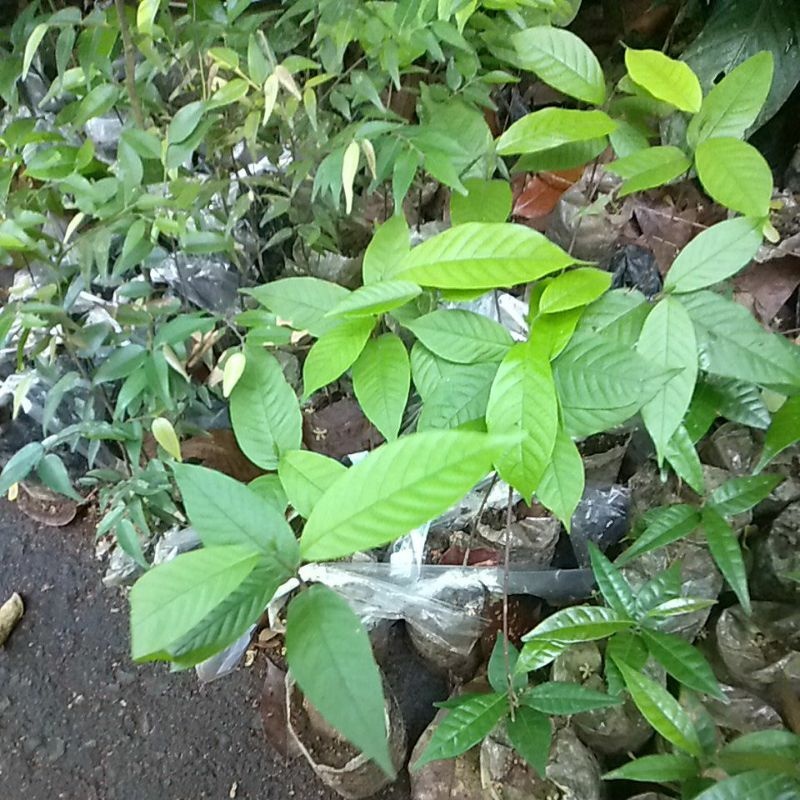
[692,771,800,800]
[506,706,551,777]
[607,146,691,196]
[719,730,800,775]
[614,659,702,757]
[755,395,800,471]
[247,474,287,511]
[635,563,682,614]
[450,178,512,226]
[588,543,637,617]
[285,585,393,775]
[352,334,410,441]
[664,424,705,495]
[640,629,723,697]
[0,442,44,495]
[167,101,207,144]
[709,474,783,516]
[695,138,772,218]
[396,223,575,290]
[523,606,633,643]
[515,640,570,674]
[488,636,525,694]
[94,344,147,383]
[496,108,616,156]
[625,48,702,113]
[486,342,558,501]
[522,681,622,715]
[645,597,717,618]
[115,519,148,571]
[245,277,350,337]
[536,428,584,531]
[712,378,770,429]
[303,317,375,398]
[230,346,302,470]
[511,26,605,105]
[299,431,514,561]
[278,450,346,519]
[405,309,513,364]
[417,361,498,431]
[513,138,608,174]
[538,268,612,313]
[36,453,81,501]
[604,753,699,782]
[636,296,698,462]
[137,0,160,35]
[172,463,299,568]
[327,280,421,319]
[665,218,763,294]
[413,692,508,769]
[687,52,774,147]
[681,290,800,388]
[22,23,48,81]
[363,215,411,284]
[702,506,750,614]
[616,504,701,566]
[130,545,261,661]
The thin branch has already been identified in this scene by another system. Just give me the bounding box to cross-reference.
[115,0,145,129]
[503,485,517,710]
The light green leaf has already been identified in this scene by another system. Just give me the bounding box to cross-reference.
[514,138,608,174]
[665,218,763,294]
[530,306,584,359]
[417,361,497,431]
[616,504,701,566]
[604,754,699,782]
[342,140,360,214]
[625,48,702,113]
[512,26,605,105]
[687,52,774,147]
[137,0,160,35]
[363,215,410,284]
[302,317,375,398]
[327,280,420,319]
[522,681,622,715]
[523,606,633,643]
[695,138,772,218]
[614,659,702,757]
[645,597,717,618]
[539,268,612,313]
[413,692,508,769]
[607,146,691,197]
[755,395,800,472]
[496,108,616,155]
[709,474,783,517]
[0,442,44,495]
[637,296,698,462]
[718,730,800,776]
[247,474,287,511]
[515,640,570,673]
[450,178,512,225]
[151,417,181,461]
[405,309,513,364]
[285,585,393,775]
[22,23,48,81]
[167,101,207,144]
[664,424,705,494]
[506,706,551,777]
[536,428,584,531]
[486,342,558,502]
[245,277,350,337]
[230,346,302,470]
[693,770,800,800]
[640,629,723,697]
[208,78,250,109]
[300,431,514,561]
[352,334,410,441]
[278,450,346,519]
[702,506,750,614]
[588,542,637,618]
[396,223,575,290]
[609,120,651,158]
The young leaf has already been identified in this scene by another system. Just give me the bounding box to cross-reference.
[485,342,558,502]
[151,417,182,462]
[625,49,702,113]
[615,504,701,566]
[522,681,622,715]
[511,26,605,105]
[607,146,691,196]
[222,352,246,398]
[636,296,698,462]
[0,442,44,495]
[285,585,393,775]
[639,628,723,698]
[413,692,508,769]
[363,215,410,284]
[522,607,633,643]
[708,474,784,517]
[342,140,360,214]
[230,346,302,470]
[352,334,410,441]
[604,753,699,782]
[694,138,772,218]
[404,309,513,364]
[303,317,375,398]
[496,108,616,155]
[22,23,48,81]
[588,543,637,618]
[687,52,774,147]
[506,706,552,777]
[488,636,525,694]
[536,428,584,531]
[755,396,800,472]
[645,597,717,619]
[702,506,750,614]
[327,280,421,319]
[515,640,570,674]
[396,223,575,290]
[538,268,612,313]
[300,431,515,561]
[613,659,703,757]
[278,450,346,519]
[450,178,512,225]
[692,771,800,800]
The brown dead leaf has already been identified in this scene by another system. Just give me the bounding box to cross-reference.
[16,482,77,527]
[302,398,383,459]
[513,168,584,221]
[734,257,800,326]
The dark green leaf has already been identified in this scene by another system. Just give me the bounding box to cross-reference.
[522,606,633,642]
[702,506,750,613]
[506,706,551,777]
[0,442,44,495]
[756,395,800,471]
[693,771,800,800]
[36,453,81,501]
[522,681,622,715]
[616,504,702,566]
[604,753,699,782]
[588,542,637,618]
[640,628,723,697]
[708,474,784,517]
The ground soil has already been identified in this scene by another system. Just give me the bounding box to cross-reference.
[0,500,414,800]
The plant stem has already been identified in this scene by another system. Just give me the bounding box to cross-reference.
[503,484,516,710]
[115,0,145,129]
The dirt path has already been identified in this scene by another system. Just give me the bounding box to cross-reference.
[0,501,411,800]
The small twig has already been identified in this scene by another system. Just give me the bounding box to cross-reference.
[462,473,498,566]
[503,485,516,709]
[114,0,145,129]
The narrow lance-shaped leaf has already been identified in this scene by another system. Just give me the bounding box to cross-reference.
[702,506,751,614]
[693,770,800,800]
[640,628,723,698]
[664,423,705,495]
[506,706,551,777]
[708,474,784,517]
[588,542,637,618]
[536,428,584,531]
[522,681,622,715]
[755,396,800,472]
[327,280,421,319]
[0,442,44,495]
[615,504,701,566]
[488,636,525,694]
[522,606,633,643]
[604,753,700,783]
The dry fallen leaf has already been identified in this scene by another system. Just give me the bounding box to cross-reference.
[16,482,77,527]
[0,593,24,646]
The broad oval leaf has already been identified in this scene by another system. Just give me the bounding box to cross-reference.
[604,753,700,782]
[497,108,616,155]
[607,145,691,197]
[695,138,772,218]
[396,223,576,290]
[535,428,584,531]
[708,473,784,517]
[538,268,612,313]
[693,770,800,800]
[299,431,515,561]
[327,280,421,319]
[36,453,81,501]
[522,681,622,715]
[506,706,551,777]
[286,585,393,775]
[278,450,346,519]
[616,504,701,566]
[756,395,800,472]
[417,361,498,431]
[450,178,512,225]
[522,606,633,642]
[625,48,702,112]
[230,346,302,470]
[363,214,410,284]
[352,334,410,441]
[168,101,207,144]
[640,628,723,697]
[702,506,750,614]
[512,26,605,105]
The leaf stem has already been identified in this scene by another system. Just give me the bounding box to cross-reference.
[115,0,145,129]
